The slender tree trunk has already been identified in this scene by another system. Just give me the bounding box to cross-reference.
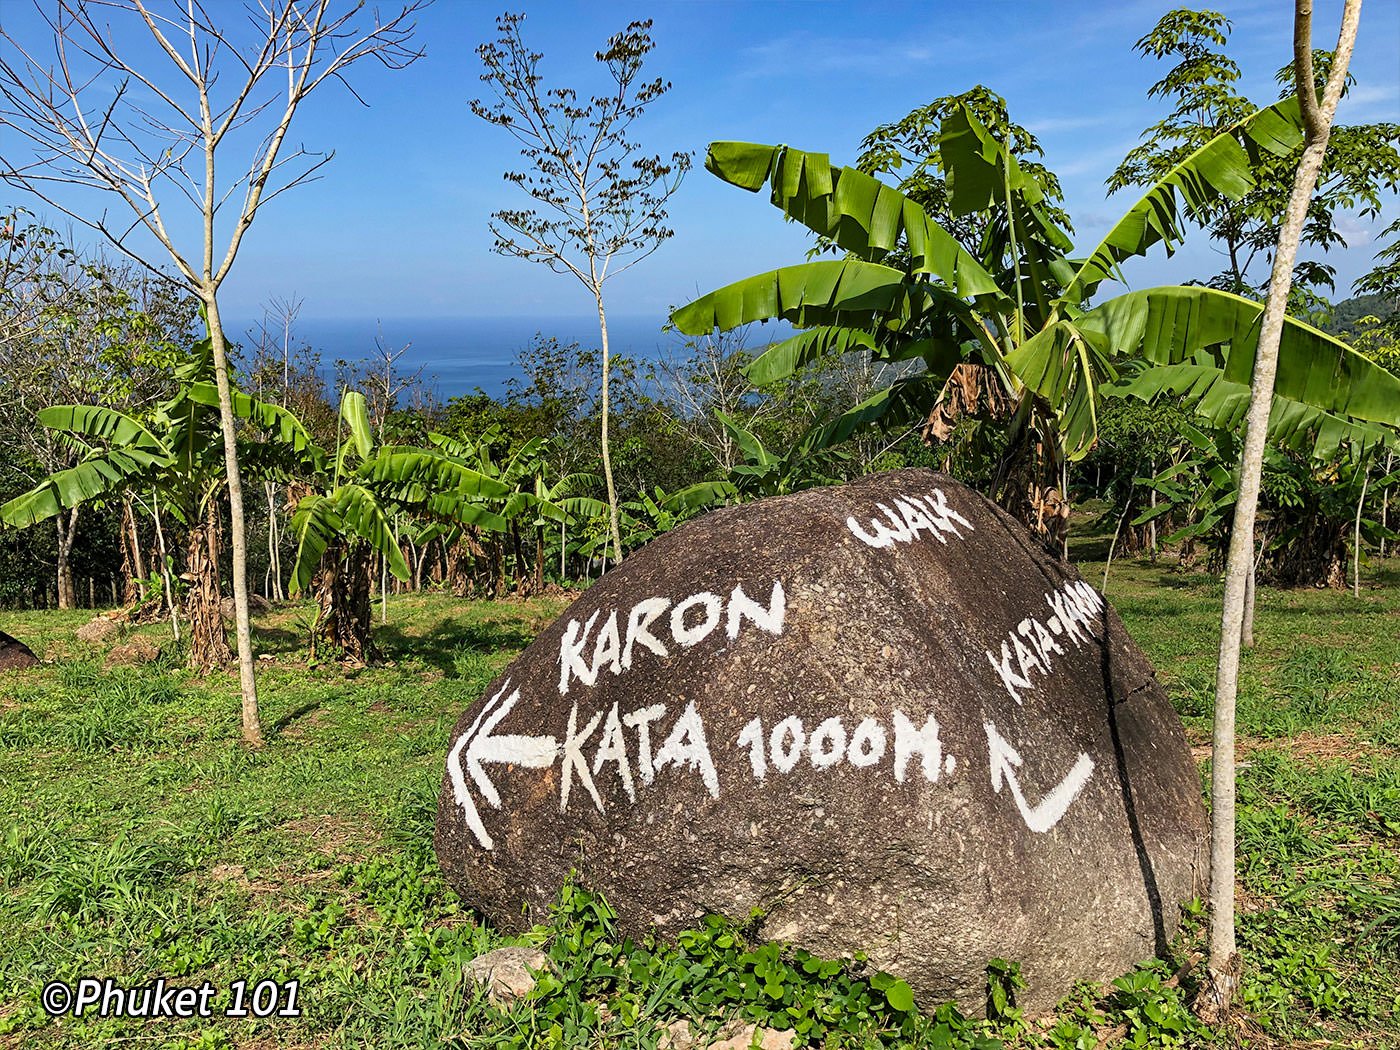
[535,526,545,594]
[55,506,78,609]
[595,291,624,564]
[265,480,284,602]
[205,295,263,747]
[1381,450,1393,559]
[1148,469,1159,558]
[1353,459,1370,598]
[1201,0,1361,1017]
[151,491,180,644]
[1102,500,1132,593]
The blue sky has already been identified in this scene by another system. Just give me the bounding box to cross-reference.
[2,0,1397,327]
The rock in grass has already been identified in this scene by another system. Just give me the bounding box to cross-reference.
[219,594,273,622]
[661,1019,797,1049]
[106,635,162,667]
[75,616,120,646]
[464,945,550,1005]
[0,630,39,670]
[435,469,1207,1016]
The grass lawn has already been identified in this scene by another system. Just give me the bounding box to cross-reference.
[1,538,1397,1048]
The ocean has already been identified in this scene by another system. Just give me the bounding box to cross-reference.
[237,315,771,402]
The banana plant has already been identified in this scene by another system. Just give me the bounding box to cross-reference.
[429,428,606,594]
[712,381,907,498]
[576,480,738,557]
[0,339,315,670]
[285,391,509,662]
[671,95,1400,548]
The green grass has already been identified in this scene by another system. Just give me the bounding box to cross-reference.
[0,544,1397,1048]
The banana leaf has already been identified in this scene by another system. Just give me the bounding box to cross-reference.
[704,141,1003,299]
[1066,98,1304,299]
[1081,286,1400,431]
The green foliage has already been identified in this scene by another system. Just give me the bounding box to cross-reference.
[857,85,1074,255]
[0,337,306,532]
[513,884,1001,1048]
[672,85,1399,543]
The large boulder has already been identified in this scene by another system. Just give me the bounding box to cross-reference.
[76,616,120,646]
[0,630,39,671]
[434,469,1206,1016]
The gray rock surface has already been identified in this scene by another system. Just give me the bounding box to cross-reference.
[75,616,119,646]
[435,469,1207,1016]
[0,630,39,671]
[464,945,550,1005]
[661,1019,796,1050]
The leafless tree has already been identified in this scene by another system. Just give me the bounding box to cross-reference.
[1201,0,1361,1020]
[363,325,424,438]
[246,293,307,602]
[0,0,426,746]
[652,326,778,473]
[472,12,690,563]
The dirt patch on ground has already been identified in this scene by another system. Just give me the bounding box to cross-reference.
[279,812,379,861]
[1191,731,1392,768]
[1284,731,1391,763]
[207,861,289,898]
[231,1035,333,1050]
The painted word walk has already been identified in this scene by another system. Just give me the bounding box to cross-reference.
[845,487,975,549]
[447,684,1096,849]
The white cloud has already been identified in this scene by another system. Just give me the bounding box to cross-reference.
[1334,215,1373,248]
[737,31,964,79]
[1025,115,1120,135]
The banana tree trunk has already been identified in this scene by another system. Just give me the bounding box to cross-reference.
[151,491,180,644]
[311,541,375,665]
[993,410,1071,554]
[121,495,145,604]
[186,502,232,673]
[510,525,526,595]
[1353,462,1370,598]
[535,526,545,594]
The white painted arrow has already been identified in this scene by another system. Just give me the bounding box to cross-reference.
[448,680,560,850]
[983,721,1095,833]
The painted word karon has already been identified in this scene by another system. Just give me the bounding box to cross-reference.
[558,581,786,695]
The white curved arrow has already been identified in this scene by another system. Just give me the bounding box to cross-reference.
[984,721,1095,833]
[448,680,560,850]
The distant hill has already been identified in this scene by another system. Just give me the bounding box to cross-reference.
[1325,293,1398,338]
